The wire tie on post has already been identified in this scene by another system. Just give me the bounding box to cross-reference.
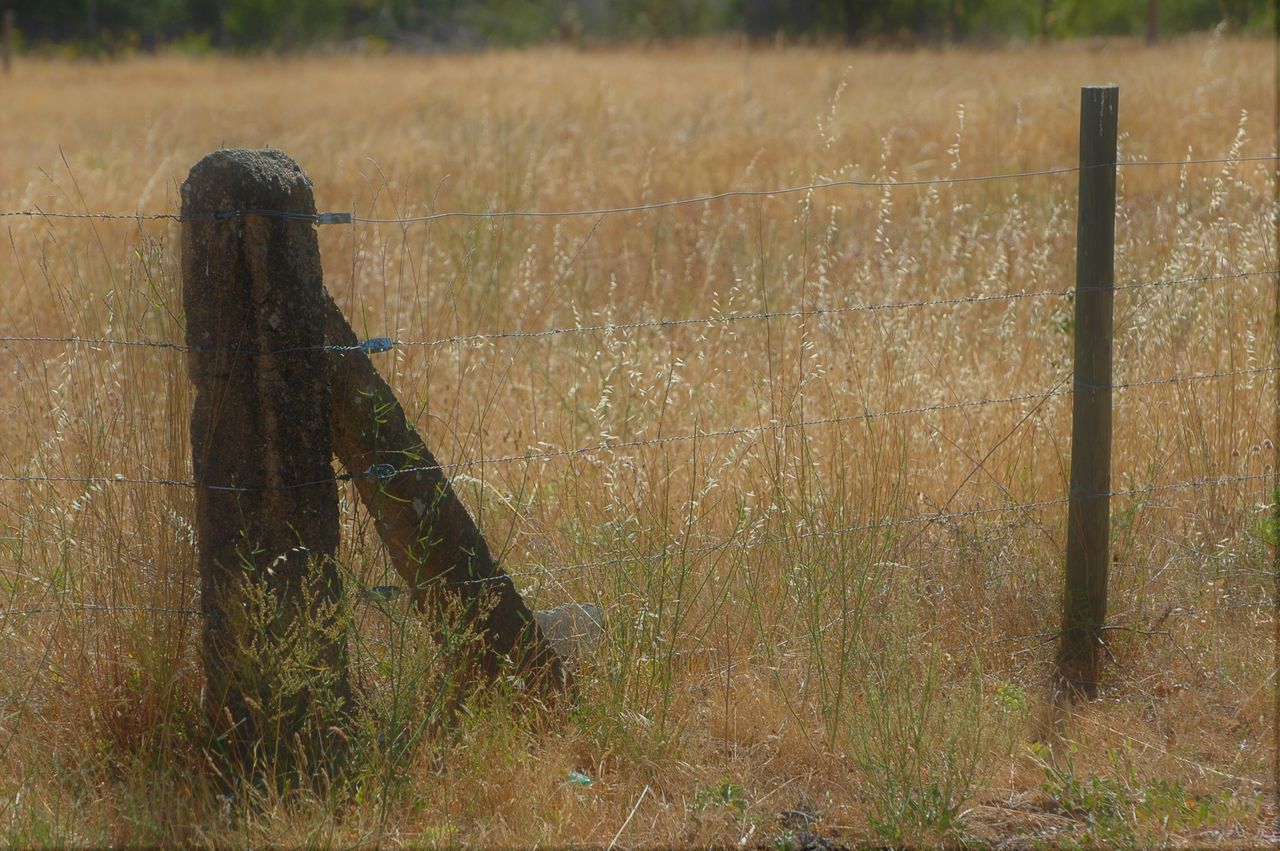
[315,212,352,225]
[1069,484,1110,498]
[325,337,395,354]
[363,463,397,483]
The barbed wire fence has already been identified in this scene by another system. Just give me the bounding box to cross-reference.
[0,121,1275,692]
[0,153,1273,225]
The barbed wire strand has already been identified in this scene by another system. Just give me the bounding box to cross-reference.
[1,268,1272,356]
[3,470,1263,612]
[1116,154,1279,169]
[0,155,1274,226]
[352,155,1280,224]
[505,471,1274,583]
[6,592,1271,621]
[0,384,1070,492]
[0,363,1271,496]
[0,603,199,618]
[403,268,1278,348]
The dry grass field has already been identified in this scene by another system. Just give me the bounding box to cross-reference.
[0,35,1275,846]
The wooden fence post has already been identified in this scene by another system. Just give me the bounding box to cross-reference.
[182,149,350,776]
[1056,86,1118,701]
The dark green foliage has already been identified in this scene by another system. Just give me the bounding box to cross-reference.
[219,0,350,49]
[2,0,1271,51]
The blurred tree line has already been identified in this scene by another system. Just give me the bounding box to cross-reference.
[1,0,1270,51]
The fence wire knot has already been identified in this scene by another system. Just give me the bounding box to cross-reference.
[363,463,398,482]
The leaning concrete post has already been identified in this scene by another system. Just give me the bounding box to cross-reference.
[182,149,350,774]
[323,294,567,691]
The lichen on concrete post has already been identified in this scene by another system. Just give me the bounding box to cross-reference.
[181,149,350,776]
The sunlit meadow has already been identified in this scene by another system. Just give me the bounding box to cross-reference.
[0,34,1274,846]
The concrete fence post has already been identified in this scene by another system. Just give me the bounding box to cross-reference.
[181,148,350,775]
[323,294,567,691]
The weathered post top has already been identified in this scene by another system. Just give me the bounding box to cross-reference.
[181,149,320,358]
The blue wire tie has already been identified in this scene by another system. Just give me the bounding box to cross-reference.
[315,212,353,225]
[360,337,395,354]
[364,463,397,482]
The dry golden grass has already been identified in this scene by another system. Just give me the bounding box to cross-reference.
[0,35,1275,846]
